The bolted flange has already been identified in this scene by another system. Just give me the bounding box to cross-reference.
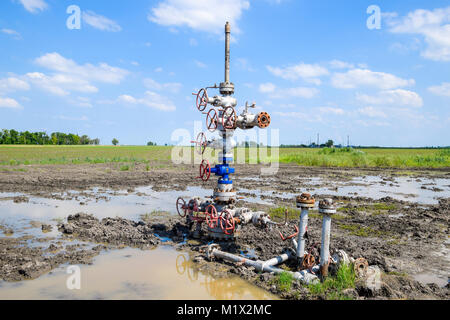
[296,193,315,208]
[318,198,336,215]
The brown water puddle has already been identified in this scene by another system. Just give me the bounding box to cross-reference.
[0,247,278,300]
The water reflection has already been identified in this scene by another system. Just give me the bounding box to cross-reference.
[175,253,277,300]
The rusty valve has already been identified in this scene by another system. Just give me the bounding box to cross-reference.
[194,88,208,112]
[198,159,211,182]
[257,112,271,128]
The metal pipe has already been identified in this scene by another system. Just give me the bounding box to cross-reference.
[224,22,231,83]
[260,252,291,267]
[318,198,336,278]
[296,208,308,260]
[320,215,331,277]
[207,245,318,284]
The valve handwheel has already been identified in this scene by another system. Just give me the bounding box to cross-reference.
[219,210,235,235]
[222,107,236,130]
[176,197,187,218]
[199,159,211,182]
[205,205,219,229]
[196,132,207,155]
[196,88,208,112]
[206,109,218,132]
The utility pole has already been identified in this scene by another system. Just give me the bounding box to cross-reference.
[317,133,319,148]
[347,135,350,147]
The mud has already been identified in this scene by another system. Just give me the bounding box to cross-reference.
[0,163,449,299]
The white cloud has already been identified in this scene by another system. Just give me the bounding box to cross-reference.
[356,89,423,108]
[118,91,176,112]
[35,53,128,84]
[267,63,329,84]
[259,83,319,99]
[148,0,250,34]
[428,82,450,97]
[331,68,415,90]
[318,107,345,115]
[357,106,387,118]
[274,111,322,122]
[26,72,97,96]
[27,53,129,96]
[1,28,21,39]
[259,83,276,93]
[17,0,48,14]
[0,77,30,92]
[82,10,122,32]
[154,67,163,73]
[329,60,355,69]
[54,115,89,121]
[143,78,182,93]
[189,38,198,46]
[0,96,21,109]
[387,6,450,61]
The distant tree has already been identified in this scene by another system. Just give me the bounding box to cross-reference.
[112,138,119,146]
[147,141,157,146]
[325,140,334,148]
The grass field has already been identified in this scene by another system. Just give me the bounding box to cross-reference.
[0,145,449,168]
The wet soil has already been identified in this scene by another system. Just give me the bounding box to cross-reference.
[0,163,449,300]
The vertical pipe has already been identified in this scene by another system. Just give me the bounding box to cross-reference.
[296,208,308,260]
[320,215,331,277]
[224,22,231,84]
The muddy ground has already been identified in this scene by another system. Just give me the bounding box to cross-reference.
[0,163,449,300]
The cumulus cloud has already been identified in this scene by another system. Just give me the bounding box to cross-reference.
[17,0,48,14]
[0,96,22,109]
[331,68,415,90]
[267,63,329,84]
[329,60,355,69]
[387,6,450,61]
[0,77,30,92]
[259,83,319,99]
[357,106,387,118]
[82,10,122,32]
[118,91,176,112]
[26,53,129,96]
[143,78,182,93]
[356,89,423,108]
[428,82,450,97]
[148,0,250,34]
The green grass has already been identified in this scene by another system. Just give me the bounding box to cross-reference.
[338,223,388,238]
[308,263,356,300]
[0,145,448,169]
[272,272,294,292]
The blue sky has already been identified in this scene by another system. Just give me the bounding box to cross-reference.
[0,0,449,147]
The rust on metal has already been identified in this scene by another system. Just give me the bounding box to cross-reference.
[296,193,315,205]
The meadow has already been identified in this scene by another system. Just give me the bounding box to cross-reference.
[0,145,448,169]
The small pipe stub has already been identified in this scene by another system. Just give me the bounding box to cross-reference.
[296,193,315,208]
[318,198,336,215]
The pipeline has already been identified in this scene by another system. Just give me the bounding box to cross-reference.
[206,244,319,284]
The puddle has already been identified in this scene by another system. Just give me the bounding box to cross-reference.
[0,247,277,300]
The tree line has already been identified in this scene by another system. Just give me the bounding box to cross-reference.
[0,129,100,145]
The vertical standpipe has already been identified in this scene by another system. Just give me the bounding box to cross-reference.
[225,22,231,83]
[318,198,336,278]
[296,194,315,261]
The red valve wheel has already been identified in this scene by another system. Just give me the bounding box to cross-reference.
[196,132,207,155]
[219,210,235,235]
[176,197,187,218]
[198,159,211,182]
[222,107,236,130]
[205,205,219,229]
[206,109,218,132]
[196,88,208,112]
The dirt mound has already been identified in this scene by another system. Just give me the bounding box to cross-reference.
[59,213,161,248]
